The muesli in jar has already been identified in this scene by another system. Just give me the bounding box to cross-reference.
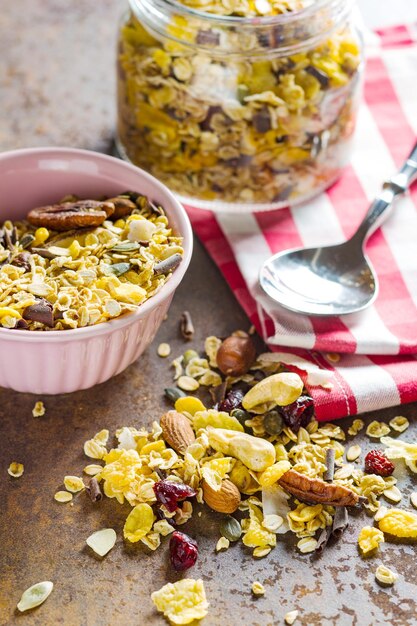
[117,0,363,209]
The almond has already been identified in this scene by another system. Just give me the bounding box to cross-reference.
[202,478,241,514]
[160,410,195,454]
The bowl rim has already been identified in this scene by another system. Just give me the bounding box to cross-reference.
[0,147,193,342]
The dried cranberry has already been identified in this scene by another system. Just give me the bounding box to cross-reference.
[169,531,198,571]
[364,450,394,477]
[278,395,314,432]
[153,480,196,513]
[218,388,244,413]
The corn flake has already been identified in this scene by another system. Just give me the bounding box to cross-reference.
[8,462,24,478]
[151,579,209,625]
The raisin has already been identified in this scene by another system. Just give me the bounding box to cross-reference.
[364,450,394,477]
[169,531,198,571]
[218,388,244,413]
[277,395,314,432]
[153,480,196,513]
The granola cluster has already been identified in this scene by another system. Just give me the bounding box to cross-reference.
[0,193,183,330]
[117,0,361,207]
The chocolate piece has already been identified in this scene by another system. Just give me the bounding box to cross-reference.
[180,311,194,341]
[85,477,103,503]
[154,253,182,275]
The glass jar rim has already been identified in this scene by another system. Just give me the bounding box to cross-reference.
[130,0,352,27]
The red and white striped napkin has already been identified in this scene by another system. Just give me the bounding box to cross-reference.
[186,24,417,421]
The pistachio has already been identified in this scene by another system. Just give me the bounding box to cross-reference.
[216,335,256,376]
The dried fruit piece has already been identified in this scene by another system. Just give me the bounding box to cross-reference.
[364,450,394,477]
[151,578,208,625]
[123,503,155,542]
[174,396,206,416]
[170,531,198,571]
[160,410,196,454]
[278,395,315,432]
[86,528,117,557]
[153,480,196,512]
[375,564,398,586]
[202,478,241,513]
[207,427,275,472]
[8,462,24,478]
[27,199,115,231]
[17,581,53,612]
[258,461,291,487]
[278,469,359,506]
[216,335,256,376]
[242,373,304,413]
[378,509,417,538]
[358,526,384,554]
[218,388,245,413]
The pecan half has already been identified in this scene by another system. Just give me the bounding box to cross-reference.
[278,469,359,507]
[27,200,115,231]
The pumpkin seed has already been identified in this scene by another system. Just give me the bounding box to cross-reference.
[17,581,54,612]
[110,241,140,253]
[20,233,35,249]
[230,408,251,427]
[220,515,242,542]
[263,410,284,436]
[103,262,131,277]
[164,387,186,403]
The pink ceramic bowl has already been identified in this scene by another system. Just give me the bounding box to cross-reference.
[0,148,193,394]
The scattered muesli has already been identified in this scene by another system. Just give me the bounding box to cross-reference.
[49,330,416,623]
[86,528,117,557]
[0,192,183,330]
[251,581,265,596]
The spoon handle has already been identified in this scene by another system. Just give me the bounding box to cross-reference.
[351,139,417,245]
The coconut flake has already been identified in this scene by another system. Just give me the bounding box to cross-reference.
[86,528,117,557]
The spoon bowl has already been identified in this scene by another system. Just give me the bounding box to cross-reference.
[260,140,417,316]
[260,243,377,316]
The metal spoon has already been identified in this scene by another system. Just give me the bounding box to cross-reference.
[260,141,417,316]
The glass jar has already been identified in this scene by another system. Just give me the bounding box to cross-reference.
[117,0,363,212]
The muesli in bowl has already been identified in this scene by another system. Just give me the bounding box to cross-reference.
[0,147,192,394]
[0,192,183,331]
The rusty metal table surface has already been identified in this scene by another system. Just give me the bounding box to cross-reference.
[1,2,417,625]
